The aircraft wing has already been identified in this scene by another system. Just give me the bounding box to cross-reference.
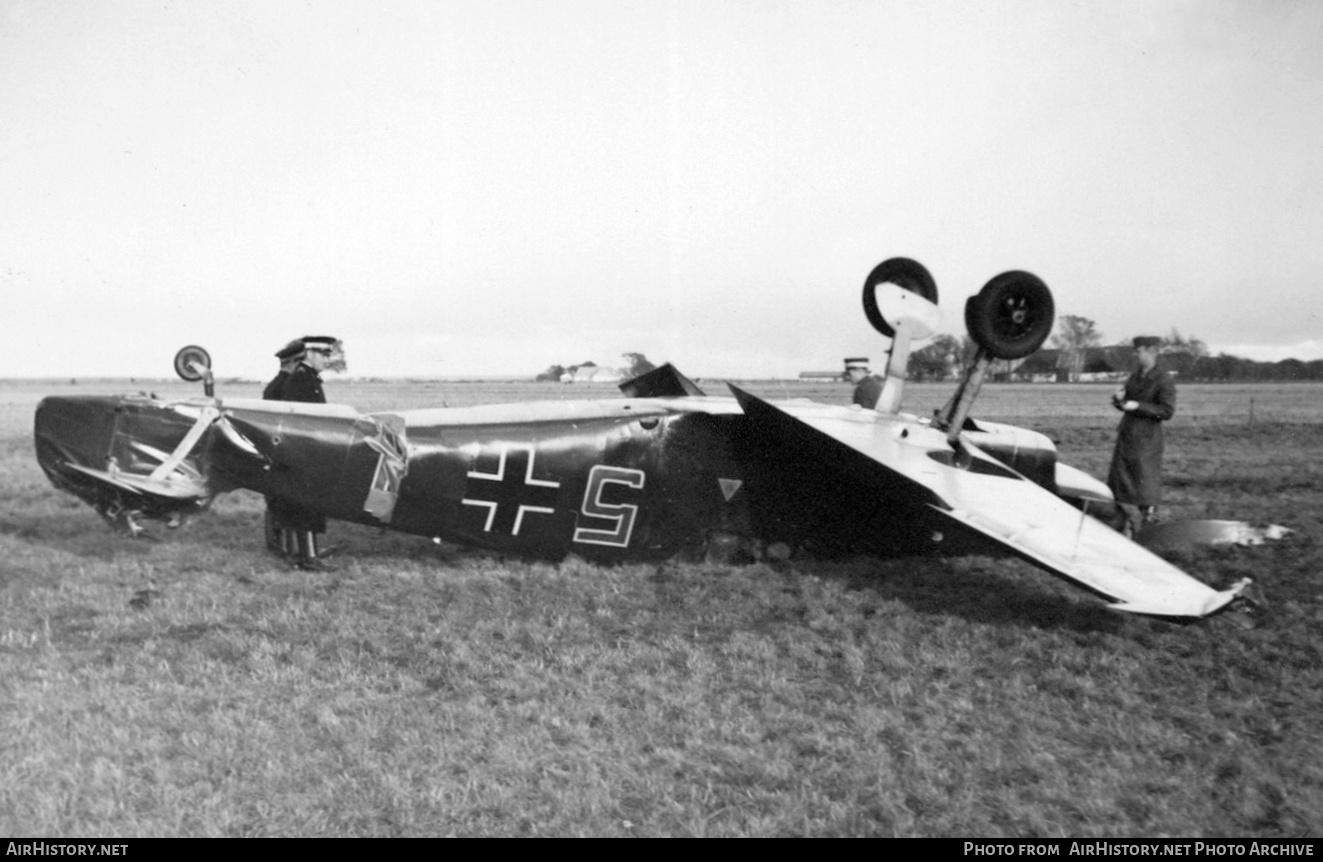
[729,386,1248,619]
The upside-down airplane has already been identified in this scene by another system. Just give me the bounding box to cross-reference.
[35,258,1258,620]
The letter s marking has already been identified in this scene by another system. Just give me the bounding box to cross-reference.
[573,465,645,548]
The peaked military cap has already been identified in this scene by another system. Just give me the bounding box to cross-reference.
[844,357,870,370]
[301,335,339,353]
[1132,336,1161,349]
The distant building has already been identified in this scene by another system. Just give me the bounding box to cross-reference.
[560,364,625,384]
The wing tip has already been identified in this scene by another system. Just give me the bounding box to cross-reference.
[1109,578,1251,620]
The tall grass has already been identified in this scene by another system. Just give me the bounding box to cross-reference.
[2,381,1320,836]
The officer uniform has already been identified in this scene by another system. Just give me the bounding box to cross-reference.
[262,339,305,400]
[845,357,884,409]
[272,335,339,569]
[261,372,288,401]
[280,360,327,403]
[1107,336,1176,529]
[262,340,305,554]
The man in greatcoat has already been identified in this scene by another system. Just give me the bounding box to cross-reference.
[845,357,883,409]
[262,339,304,400]
[261,339,306,554]
[273,335,340,569]
[1107,335,1176,536]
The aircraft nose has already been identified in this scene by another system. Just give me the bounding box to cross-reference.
[34,395,122,480]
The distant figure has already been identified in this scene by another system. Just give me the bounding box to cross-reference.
[262,339,305,401]
[845,357,883,409]
[272,335,342,570]
[1107,336,1176,535]
[280,335,338,404]
[261,339,305,555]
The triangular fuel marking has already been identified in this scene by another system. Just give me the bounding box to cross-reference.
[718,478,743,501]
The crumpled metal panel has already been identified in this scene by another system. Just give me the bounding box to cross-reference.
[34,395,216,532]
[362,413,408,522]
[213,405,404,526]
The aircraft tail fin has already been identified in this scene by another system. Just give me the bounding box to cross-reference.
[35,395,217,536]
[619,363,706,398]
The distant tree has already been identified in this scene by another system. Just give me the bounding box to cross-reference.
[1162,328,1208,358]
[1192,353,1250,381]
[1082,346,1124,375]
[621,352,657,379]
[535,364,566,382]
[1180,351,1323,382]
[1158,329,1207,377]
[1275,358,1307,380]
[908,334,963,381]
[1051,315,1103,382]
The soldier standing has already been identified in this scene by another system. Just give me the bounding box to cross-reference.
[262,339,304,400]
[262,339,305,555]
[845,357,883,409]
[274,335,340,570]
[281,335,336,403]
[1107,335,1176,536]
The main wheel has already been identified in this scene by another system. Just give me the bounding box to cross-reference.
[862,257,938,338]
[173,345,212,382]
[964,271,1054,360]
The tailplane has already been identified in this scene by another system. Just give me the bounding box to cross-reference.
[619,363,706,398]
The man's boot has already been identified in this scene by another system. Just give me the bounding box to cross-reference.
[264,510,285,555]
[294,531,336,571]
[1107,504,1133,538]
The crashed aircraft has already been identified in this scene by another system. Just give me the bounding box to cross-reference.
[35,258,1264,621]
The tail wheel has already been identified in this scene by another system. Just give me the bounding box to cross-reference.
[964,271,1054,360]
[173,345,212,382]
[863,257,938,338]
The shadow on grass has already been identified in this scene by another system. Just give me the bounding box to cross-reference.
[0,512,158,561]
[801,555,1131,635]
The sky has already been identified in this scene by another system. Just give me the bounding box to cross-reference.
[2,0,1321,380]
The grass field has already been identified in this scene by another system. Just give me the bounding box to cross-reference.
[2,379,1321,837]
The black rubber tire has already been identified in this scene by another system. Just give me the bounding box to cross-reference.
[173,345,212,382]
[964,271,1055,360]
[862,258,939,338]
